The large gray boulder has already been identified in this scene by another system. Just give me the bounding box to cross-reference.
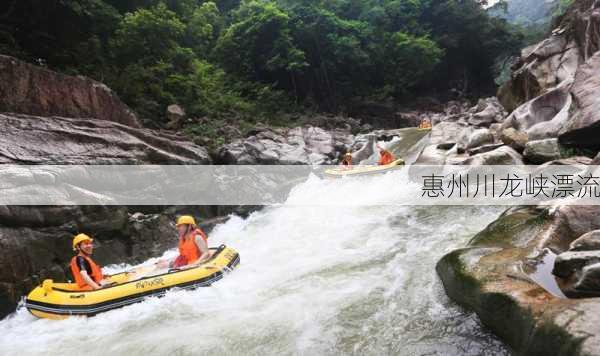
[553,250,600,278]
[466,129,495,149]
[501,84,573,141]
[523,138,562,164]
[500,127,528,152]
[570,230,600,251]
[460,146,524,166]
[467,97,507,127]
[428,121,474,152]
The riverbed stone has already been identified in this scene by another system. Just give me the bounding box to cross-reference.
[166,104,186,129]
[553,251,600,278]
[523,138,561,164]
[467,97,506,127]
[570,230,600,251]
[460,145,524,166]
[500,128,528,152]
[466,129,495,149]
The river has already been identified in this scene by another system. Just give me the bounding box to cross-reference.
[0,169,509,355]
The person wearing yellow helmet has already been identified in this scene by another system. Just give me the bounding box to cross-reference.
[69,233,108,290]
[156,215,210,269]
[340,151,353,170]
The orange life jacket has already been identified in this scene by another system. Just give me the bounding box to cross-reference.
[177,228,207,265]
[70,254,103,290]
[378,150,395,165]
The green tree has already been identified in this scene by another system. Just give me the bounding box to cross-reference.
[108,3,193,122]
[214,1,307,96]
[383,32,443,95]
[110,3,186,66]
[185,1,223,57]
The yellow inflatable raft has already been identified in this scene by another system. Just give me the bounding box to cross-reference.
[324,158,405,178]
[25,245,239,319]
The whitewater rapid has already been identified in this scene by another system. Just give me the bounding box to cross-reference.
[0,171,509,355]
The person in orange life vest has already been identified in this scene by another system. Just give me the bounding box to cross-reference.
[376,143,395,165]
[69,234,109,291]
[340,151,353,170]
[164,215,210,269]
[419,118,432,129]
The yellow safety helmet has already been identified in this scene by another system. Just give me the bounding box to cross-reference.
[176,215,196,227]
[72,233,93,249]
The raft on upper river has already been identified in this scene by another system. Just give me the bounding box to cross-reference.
[324,158,405,178]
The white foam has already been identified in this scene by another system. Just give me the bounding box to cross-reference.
[0,174,508,355]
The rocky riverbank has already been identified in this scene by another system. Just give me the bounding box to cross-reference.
[435,0,600,354]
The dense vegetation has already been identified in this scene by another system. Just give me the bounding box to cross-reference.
[1,0,523,133]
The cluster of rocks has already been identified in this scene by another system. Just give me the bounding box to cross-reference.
[436,202,600,355]
[435,0,600,353]
[414,0,600,170]
[216,126,354,165]
[414,96,569,166]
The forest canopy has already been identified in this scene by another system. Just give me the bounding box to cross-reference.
[0,0,523,126]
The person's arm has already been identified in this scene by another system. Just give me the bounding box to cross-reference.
[193,235,211,264]
[154,259,171,269]
[80,270,101,290]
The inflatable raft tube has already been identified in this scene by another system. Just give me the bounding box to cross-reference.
[25,245,239,319]
[324,158,405,178]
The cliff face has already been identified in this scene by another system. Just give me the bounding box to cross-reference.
[0,55,141,128]
[498,0,600,148]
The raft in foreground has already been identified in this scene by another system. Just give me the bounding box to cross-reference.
[324,158,405,178]
[25,245,239,319]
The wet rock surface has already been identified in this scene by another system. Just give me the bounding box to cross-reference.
[436,205,600,355]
